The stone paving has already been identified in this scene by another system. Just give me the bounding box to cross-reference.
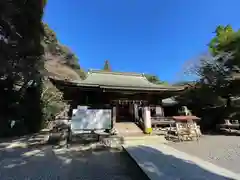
[124,143,240,180]
[0,134,148,180]
[169,135,240,174]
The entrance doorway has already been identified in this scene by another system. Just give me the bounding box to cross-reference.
[116,104,132,122]
[114,102,144,135]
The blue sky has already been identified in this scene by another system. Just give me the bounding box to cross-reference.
[44,0,239,83]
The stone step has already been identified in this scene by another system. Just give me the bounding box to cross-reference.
[123,135,166,141]
[100,135,124,148]
[68,134,167,148]
[123,135,167,145]
[123,139,166,146]
[123,134,161,140]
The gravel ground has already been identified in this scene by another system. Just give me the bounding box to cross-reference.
[168,135,240,174]
[0,137,148,180]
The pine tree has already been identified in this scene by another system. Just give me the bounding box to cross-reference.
[103,60,112,71]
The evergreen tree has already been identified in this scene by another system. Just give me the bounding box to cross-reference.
[0,0,46,136]
[103,60,112,71]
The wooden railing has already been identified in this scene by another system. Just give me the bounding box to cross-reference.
[151,116,175,131]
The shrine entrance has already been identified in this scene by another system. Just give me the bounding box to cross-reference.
[116,103,131,122]
[112,100,145,123]
[113,100,144,135]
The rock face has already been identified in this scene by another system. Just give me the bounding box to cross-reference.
[43,23,85,82]
[44,53,82,81]
[41,24,86,122]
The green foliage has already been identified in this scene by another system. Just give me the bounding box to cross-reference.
[206,25,240,95]
[41,24,86,121]
[43,23,82,71]
[187,25,240,99]
[103,60,112,71]
[173,81,195,86]
[145,74,168,84]
[42,0,47,8]
[209,25,235,55]
[0,0,45,136]
[76,69,87,79]
[41,80,64,121]
[43,23,58,46]
[145,74,159,83]
[179,25,240,131]
[208,25,240,72]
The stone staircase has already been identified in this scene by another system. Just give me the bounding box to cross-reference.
[113,122,167,145]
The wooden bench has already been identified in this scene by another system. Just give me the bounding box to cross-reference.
[217,119,240,132]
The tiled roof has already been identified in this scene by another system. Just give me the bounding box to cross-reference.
[50,70,185,91]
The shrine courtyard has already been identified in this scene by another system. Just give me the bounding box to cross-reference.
[1,70,240,179]
[1,131,240,179]
[168,134,240,174]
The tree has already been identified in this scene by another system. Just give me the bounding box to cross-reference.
[206,26,240,97]
[209,25,235,55]
[180,25,240,126]
[145,74,159,83]
[43,23,84,75]
[208,25,240,72]
[42,23,86,123]
[43,23,58,46]
[0,0,46,136]
[103,60,112,71]
[173,25,240,131]
[185,25,240,98]
[41,79,64,121]
[145,74,168,85]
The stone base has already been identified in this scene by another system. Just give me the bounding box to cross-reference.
[99,135,123,148]
[144,127,152,134]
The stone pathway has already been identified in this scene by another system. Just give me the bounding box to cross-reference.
[123,143,240,180]
[115,122,143,136]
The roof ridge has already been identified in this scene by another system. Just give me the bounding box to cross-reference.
[87,69,144,77]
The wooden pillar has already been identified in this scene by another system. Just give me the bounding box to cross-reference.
[112,106,117,129]
[134,103,138,122]
[143,106,152,134]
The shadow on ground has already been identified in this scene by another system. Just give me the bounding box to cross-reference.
[125,145,237,180]
[0,134,148,180]
[203,130,240,136]
[1,133,237,180]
